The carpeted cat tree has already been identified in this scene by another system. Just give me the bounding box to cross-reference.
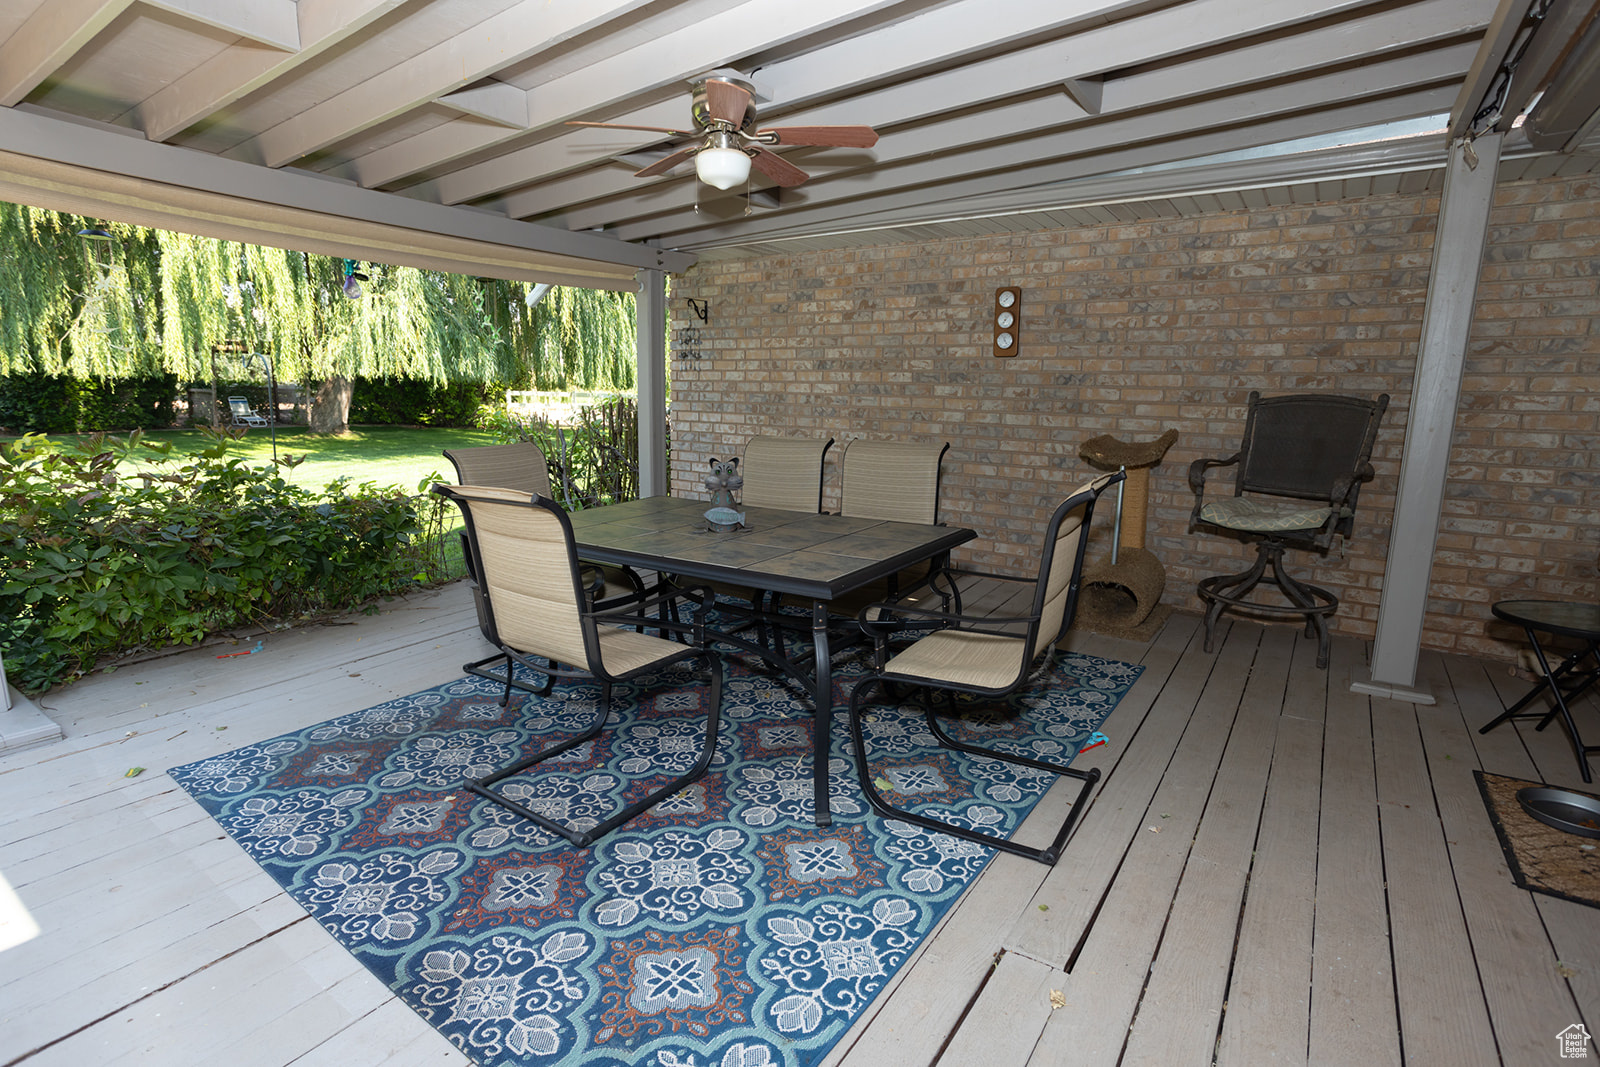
[1076,429,1179,641]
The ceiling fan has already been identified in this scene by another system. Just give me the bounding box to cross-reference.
[567,75,877,191]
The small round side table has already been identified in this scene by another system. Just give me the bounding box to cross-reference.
[1479,600,1600,783]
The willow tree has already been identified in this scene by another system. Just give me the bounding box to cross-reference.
[0,202,640,432]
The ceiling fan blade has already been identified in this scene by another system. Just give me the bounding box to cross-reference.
[758,125,879,148]
[633,145,700,178]
[704,78,751,125]
[567,120,697,136]
[749,146,808,187]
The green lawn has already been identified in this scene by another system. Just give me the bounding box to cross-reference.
[113,426,501,492]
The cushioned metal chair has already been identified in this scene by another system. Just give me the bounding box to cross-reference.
[433,483,724,848]
[847,472,1119,865]
[444,443,643,638]
[1189,391,1388,668]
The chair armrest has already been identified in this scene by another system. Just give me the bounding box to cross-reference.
[1188,453,1241,495]
[1189,452,1241,526]
[587,582,716,643]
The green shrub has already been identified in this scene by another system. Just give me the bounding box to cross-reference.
[475,394,655,509]
[0,373,179,434]
[350,377,494,426]
[0,429,449,694]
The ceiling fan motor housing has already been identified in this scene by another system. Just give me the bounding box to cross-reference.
[691,78,758,132]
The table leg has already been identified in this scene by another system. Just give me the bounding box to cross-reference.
[812,599,833,827]
[1482,629,1600,783]
[1525,632,1598,783]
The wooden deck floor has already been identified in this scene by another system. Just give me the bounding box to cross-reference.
[1,581,1595,1066]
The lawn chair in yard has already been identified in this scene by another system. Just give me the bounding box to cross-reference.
[847,471,1121,865]
[432,484,724,848]
[444,443,645,640]
[227,396,269,428]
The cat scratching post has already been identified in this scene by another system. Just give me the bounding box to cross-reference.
[1077,429,1179,640]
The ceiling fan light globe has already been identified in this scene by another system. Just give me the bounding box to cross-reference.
[696,146,751,190]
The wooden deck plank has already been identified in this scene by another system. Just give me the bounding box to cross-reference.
[1027,624,1264,1067]
[934,949,1060,1065]
[1415,650,1581,1064]
[1002,614,1215,965]
[1122,625,1298,1066]
[1308,637,1400,1066]
[1370,686,1499,1065]
[286,998,469,1066]
[829,623,1190,1067]
[1214,635,1329,1066]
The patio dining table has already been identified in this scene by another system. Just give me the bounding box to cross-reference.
[569,495,976,826]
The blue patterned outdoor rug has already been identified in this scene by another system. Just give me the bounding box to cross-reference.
[170,648,1140,1067]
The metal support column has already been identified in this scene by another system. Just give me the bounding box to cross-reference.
[1352,132,1503,704]
[635,267,668,498]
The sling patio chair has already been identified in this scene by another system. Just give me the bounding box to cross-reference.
[820,438,952,623]
[444,442,645,638]
[739,434,835,512]
[705,434,835,645]
[1188,391,1388,669]
[432,483,724,849]
[847,471,1120,865]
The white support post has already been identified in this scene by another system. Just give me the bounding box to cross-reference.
[1352,131,1503,705]
[635,268,669,498]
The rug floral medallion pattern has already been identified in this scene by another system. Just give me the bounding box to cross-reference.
[171,649,1140,1067]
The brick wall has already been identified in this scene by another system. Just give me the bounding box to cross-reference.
[668,174,1600,661]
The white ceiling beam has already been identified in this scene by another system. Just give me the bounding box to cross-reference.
[142,0,300,51]
[611,49,1467,244]
[232,0,660,169]
[566,18,1483,232]
[1061,78,1104,116]
[347,0,911,190]
[490,0,1480,218]
[438,83,531,128]
[398,0,1178,202]
[0,105,694,274]
[136,0,406,142]
[0,0,134,107]
[793,130,1472,232]
[663,85,1459,247]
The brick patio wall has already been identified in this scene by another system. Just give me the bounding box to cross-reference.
[666,174,1600,662]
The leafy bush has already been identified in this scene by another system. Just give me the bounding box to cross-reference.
[0,373,178,434]
[477,394,653,509]
[350,376,495,427]
[0,429,449,694]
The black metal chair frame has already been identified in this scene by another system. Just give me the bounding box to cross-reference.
[846,473,1120,865]
[1189,391,1388,669]
[434,484,724,849]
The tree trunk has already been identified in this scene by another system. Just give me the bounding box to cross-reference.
[309,375,353,434]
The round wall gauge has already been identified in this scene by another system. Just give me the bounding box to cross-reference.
[993,286,1021,356]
